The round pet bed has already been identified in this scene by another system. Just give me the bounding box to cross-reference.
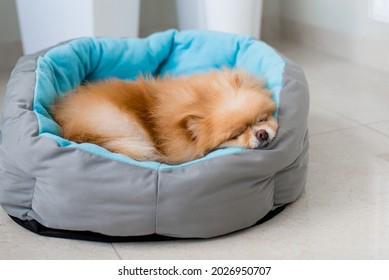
[0,30,309,241]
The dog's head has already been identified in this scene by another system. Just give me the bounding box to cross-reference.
[183,70,279,154]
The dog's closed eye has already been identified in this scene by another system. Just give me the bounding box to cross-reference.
[231,127,246,139]
[257,116,268,123]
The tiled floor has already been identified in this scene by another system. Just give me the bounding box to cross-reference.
[0,41,388,259]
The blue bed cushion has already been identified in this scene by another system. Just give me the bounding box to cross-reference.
[33,29,286,169]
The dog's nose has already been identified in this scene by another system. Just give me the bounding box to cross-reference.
[256,129,268,141]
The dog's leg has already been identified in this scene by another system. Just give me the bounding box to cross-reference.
[103,137,162,162]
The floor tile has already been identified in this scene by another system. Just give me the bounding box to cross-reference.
[368,121,389,138]
[308,103,359,135]
[0,211,119,260]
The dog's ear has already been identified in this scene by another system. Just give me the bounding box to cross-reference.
[184,115,203,141]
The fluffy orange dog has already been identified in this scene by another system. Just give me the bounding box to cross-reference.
[52,69,278,164]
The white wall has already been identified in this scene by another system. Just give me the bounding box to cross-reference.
[0,0,22,69]
[268,0,389,72]
[281,0,389,43]
[263,0,281,18]
[3,0,389,71]
[139,0,177,36]
[16,0,95,54]
[16,0,141,54]
[2,0,273,47]
[0,0,175,48]
[4,0,389,46]
[261,0,282,42]
[94,0,140,37]
[0,0,20,43]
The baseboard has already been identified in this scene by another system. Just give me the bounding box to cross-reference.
[281,19,389,73]
[0,41,23,70]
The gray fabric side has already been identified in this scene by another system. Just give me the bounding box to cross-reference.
[28,146,158,236]
[0,51,158,237]
[156,155,275,238]
[0,53,41,220]
[273,56,309,205]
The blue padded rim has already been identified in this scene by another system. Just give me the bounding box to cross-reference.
[33,29,286,170]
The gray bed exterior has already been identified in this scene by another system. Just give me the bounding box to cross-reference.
[0,40,309,239]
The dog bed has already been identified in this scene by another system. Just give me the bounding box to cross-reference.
[0,30,309,241]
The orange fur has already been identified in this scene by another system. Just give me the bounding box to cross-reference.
[51,69,278,164]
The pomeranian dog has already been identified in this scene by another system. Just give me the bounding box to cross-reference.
[52,69,278,164]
